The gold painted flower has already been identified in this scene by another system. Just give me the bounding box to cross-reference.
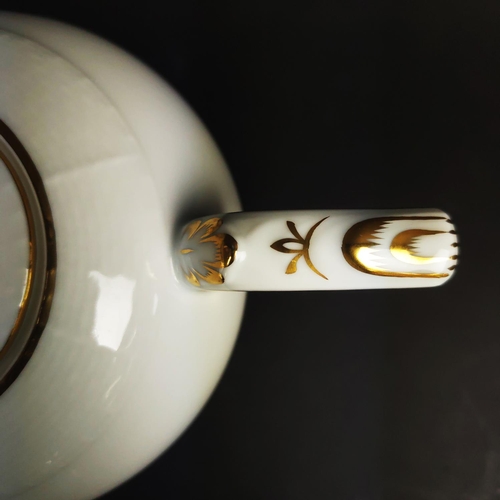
[179,217,237,287]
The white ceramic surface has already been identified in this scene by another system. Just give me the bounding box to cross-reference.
[0,156,29,351]
[0,12,459,500]
[0,12,245,500]
[176,209,458,290]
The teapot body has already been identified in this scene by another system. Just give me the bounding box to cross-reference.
[0,13,245,500]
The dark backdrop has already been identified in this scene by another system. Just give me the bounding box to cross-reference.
[5,2,500,499]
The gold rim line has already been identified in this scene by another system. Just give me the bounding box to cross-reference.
[0,149,36,361]
[0,119,57,397]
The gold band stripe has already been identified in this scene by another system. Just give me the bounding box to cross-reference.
[0,120,56,397]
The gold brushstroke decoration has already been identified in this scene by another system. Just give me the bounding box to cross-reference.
[390,229,447,265]
[271,217,328,280]
[342,216,455,278]
[180,217,237,286]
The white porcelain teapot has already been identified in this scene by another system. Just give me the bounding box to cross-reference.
[0,13,458,500]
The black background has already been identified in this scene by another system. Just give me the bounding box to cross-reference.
[4,2,500,499]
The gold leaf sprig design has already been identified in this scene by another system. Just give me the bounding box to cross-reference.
[271,217,328,280]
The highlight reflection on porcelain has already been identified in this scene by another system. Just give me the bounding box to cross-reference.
[89,272,136,351]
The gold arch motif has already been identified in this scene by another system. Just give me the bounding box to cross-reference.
[342,216,455,278]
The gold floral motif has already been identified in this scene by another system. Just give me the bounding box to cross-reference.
[180,218,237,287]
[271,217,328,280]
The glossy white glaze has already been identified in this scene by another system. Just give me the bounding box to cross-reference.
[0,13,245,500]
[0,157,29,351]
[177,209,458,291]
[0,12,460,500]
